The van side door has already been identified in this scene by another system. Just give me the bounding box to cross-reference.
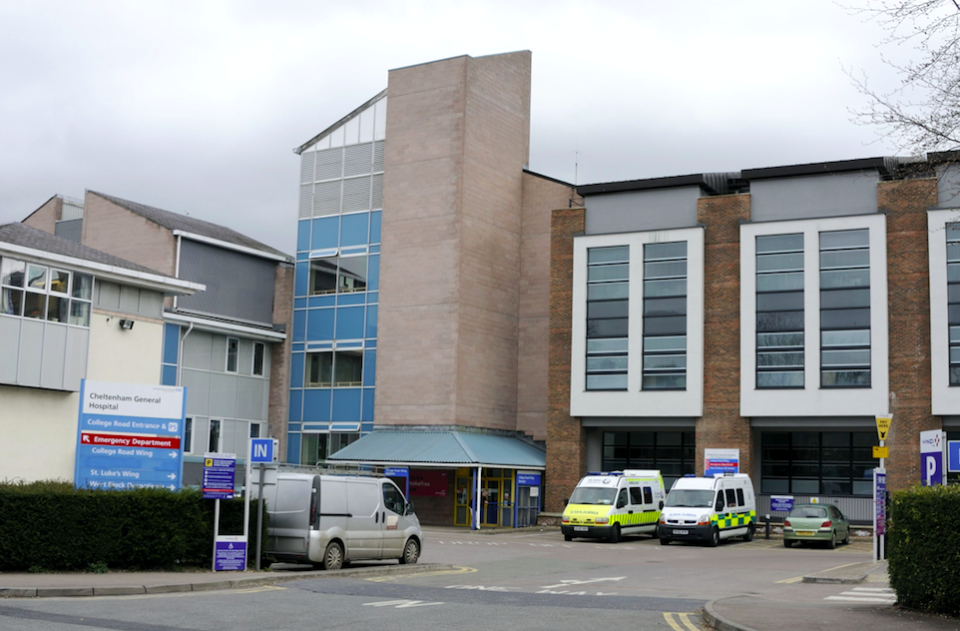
[380,480,407,557]
[266,477,312,557]
[345,479,382,559]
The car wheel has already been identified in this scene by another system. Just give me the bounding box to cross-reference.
[609,524,621,544]
[783,538,793,548]
[842,530,850,545]
[322,541,343,571]
[707,527,720,548]
[827,531,837,550]
[564,534,573,542]
[743,524,755,542]
[399,538,420,565]
[659,538,671,546]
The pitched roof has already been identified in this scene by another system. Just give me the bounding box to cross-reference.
[89,191,291,260]
[0,223,162,275]
[327,430,546,468]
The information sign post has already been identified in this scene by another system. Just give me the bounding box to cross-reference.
[920,430,946,486]
[246,438,278,571]
[874,468,886,563]
[203,454,241,571]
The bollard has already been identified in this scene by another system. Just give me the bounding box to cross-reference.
[765,514,771,540]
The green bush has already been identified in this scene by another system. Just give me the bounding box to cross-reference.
[0,481,268,572]
[888,484,960,616]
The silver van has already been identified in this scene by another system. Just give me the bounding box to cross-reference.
[264,472,422,570]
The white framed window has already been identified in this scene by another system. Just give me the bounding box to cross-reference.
[183,417,193,453]
[208,419,221,453]
[250,422,261,439]
[1,257,91,326]
[226,338,239,373]
[253,342,265,376]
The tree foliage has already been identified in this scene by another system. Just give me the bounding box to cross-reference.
[847,0,960,155]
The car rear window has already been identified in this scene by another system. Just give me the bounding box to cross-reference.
[789,506,827,518]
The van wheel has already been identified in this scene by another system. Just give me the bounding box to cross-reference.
[743,524,755,542]
[659,538,670,545]
[609,524,621,544]
[707,527,720,548]
[399,538,420,565]
[322,541,343,571]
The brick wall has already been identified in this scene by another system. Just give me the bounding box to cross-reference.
[21,195,61,234]
[881,178,940,491]
[696,194,752,476]
[269,262,294,460]
[545,206,586,512]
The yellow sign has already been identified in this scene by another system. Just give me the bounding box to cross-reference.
[873,446,889,458]
[876,416,892,441]
[205,458,213,467]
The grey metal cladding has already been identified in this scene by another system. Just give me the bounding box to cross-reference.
[584,186,702,235]
[18,319,44,387]
[63,327,89,390]
[94,281,164,318]
[40,323,67,389]
[373,141,385,172]
[342,176,371,212]
[54,219,83,243]
[313,181,341,216]
[299,185,312,219]
[372,174,384,210]
[300,152,315,185]
[750,172,880,221]
[315,148,343,181]
[177,240,276,324]
[181,369,211,415]
[0,317,20,383]
[344,144,373,177]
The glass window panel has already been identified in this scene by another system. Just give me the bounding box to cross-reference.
[757,272,803,292]
[949,242,960,263]
[756,291,804,312]
[762,479,790,494]
[46,295,67,323]
[27,265,47,291]
[820,229,869,250]
[587,356,628,372]
[587,338,628,354]
[643,316,686,335]
[253,343,265,376]
[950,326,960,343]
[950,304,960,325]
[822,329,870,347]
[757,352,804,367]
[587,318,629,338]
[820,288,870,309]
[822,480,852,495]
[951,366,960,385]
[23,292,44,319]
[757,234,803,253]
[757,332,804,349]
[309,258,338,295]
[587,373,628,390]
[588,246,629,265]
[644,260,686,279]
[334,350,363,386]
[69,300,90,327]
[588,283,628,301]
[72,273,92,300]
[852,432,878,447]
[1,288,23,316]
[629,431,655,445]
[820,269,870,289]
[949,284,960,303]
[757,371,804,388]
[949,264,960,283]
[1,258,25,287]
[642,374,686,389]
[643,335,685,352]
[763,432,791,446]
[820,250,870,270]
[950,347,960,364]
[338,256,367,293]
[757,253,803,273]
[822,432,850,448]
[643,297,686,316]
[226,338,239,372]
[820,308,871,330]
[643,354,686,370]
[644,242,686,261]
[643,279,686,298]
[588,264,628,283]
[853,480,873,496]
[588,300,628,319]
[49,270,70,295]
[306,352,333,387]
[822,370,871,387]
[757,311,804,332]
[822,349,871,367]
[949,224,960,243]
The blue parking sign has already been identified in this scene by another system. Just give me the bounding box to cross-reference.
[250,438,274,463]
[949,441,960,473]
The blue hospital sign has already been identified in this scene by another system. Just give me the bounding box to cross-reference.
[74,380,186,491]
[250,438,275,463]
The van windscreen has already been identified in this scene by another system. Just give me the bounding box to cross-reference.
[665,489,714,508]
[569,487,618,505]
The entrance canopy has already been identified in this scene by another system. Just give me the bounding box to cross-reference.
[327,430,545,470]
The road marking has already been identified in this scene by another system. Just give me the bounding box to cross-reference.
[363,599,443,608]
[663,612,699,631]
[539,577,625,589]
[825,587,895,604]
[366,566,477,582]
[775,575,804,584]
[227,585,286,594]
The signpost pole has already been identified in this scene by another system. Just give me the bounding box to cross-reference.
[243,448,251,557]
[212,498,220,572]
[256,462,265,571]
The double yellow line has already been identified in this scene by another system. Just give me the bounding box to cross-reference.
[663,612,699,631]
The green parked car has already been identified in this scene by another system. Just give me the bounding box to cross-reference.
[782,504,850,549]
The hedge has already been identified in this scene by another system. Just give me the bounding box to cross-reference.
[888,484,960,616]
[0,481,268,572]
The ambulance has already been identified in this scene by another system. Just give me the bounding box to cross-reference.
[657,473,756,547]
[560,470,665,543]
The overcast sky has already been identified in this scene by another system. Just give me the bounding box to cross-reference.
[0,1,907,255]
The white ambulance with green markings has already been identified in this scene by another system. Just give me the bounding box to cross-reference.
[560,470,665,543]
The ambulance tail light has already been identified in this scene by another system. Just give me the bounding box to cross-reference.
[594,517,609,525]
[820,520,832,529]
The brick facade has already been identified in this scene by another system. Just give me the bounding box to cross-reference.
[697,194,752,477]
[545,206,586,513]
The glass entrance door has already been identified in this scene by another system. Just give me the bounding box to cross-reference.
[454,474,472,527]
[481,479,499,526]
